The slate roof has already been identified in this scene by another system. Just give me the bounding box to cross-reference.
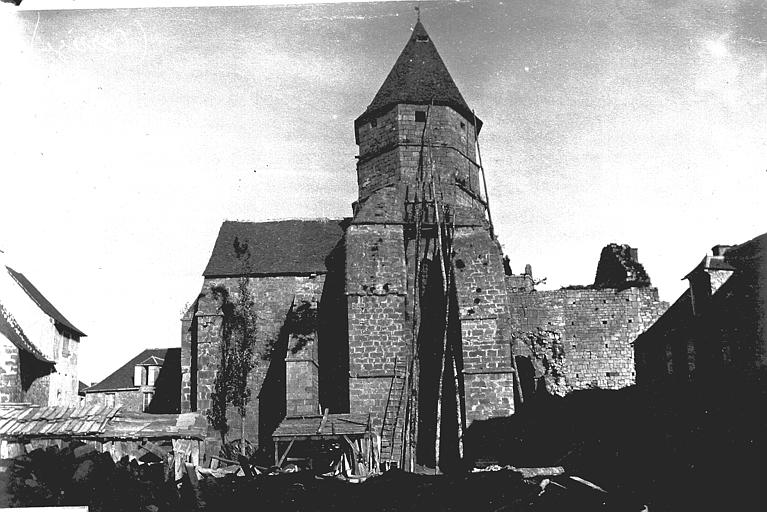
[273,413,371,440]
[6,266,86,337]
[202,219,346,277]
[724,232,767,268]
[86,348,179,393]
[0,404,206,440]
[683,255,735,280]
[355,21,482,132]
[0,300,53,364]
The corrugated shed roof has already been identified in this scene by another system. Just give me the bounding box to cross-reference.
[355,21,482,132]
[0,404,120,437]
[0,300,53,364]
[86,348,178,393]
[202,219,345,277]
[272,413,371,439]
[0,405,206,440]
[6,266,86,337]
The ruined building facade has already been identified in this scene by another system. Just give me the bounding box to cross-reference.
[508,245,667,393]
[634,233,767,385]
[181,22,666,468]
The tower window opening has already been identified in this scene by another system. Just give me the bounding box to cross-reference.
[460,122,466,129]
[371,118,377,128]
[415,111,426,122]
[416,34,429,42]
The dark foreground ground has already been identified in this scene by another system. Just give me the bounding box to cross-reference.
[2,373,766,511]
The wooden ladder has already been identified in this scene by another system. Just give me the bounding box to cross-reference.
[380,356,409,468]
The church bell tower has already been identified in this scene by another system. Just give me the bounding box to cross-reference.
[345,20,514,471]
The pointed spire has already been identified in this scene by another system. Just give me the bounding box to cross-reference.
[357,21,481,132]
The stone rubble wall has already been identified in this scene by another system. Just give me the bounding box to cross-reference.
[508,285,668,389]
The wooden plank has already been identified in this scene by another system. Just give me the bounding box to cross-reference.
[140,440,166,459]
[316,408,329,434]
[184,462,199,486]
[29,407,46,421]
[190,440,200,466]
[0,419,15,434]
[274,441,279,466]
[15,408,35,420]
[277,438,295,467]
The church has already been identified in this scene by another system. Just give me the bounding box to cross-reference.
[180,20,666,470]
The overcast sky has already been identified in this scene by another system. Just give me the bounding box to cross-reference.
[1,0,765,383]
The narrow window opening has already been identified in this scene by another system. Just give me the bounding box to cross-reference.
[371,118,378,128]
[460,121,466,129]
[416,34,429,42]
[143,392,154,412]
[415,111,426,122]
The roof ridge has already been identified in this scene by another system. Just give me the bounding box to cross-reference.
[5,266,86,337]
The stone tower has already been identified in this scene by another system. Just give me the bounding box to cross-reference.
[345,21,514,469]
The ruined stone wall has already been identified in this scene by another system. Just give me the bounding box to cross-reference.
[452,227,514,423]
[0,337,21,403]
[181,274,325,446]
[509,286,667,390]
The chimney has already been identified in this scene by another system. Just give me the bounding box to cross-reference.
[711,245,732,257]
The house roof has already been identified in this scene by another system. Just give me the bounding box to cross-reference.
[355,21,482,133]
[272,413,371,440]
[0,300,53,364]
[6,266,86,337]
[683,255,735,280]
[202,219,346,277]
[85,348,179,393]
[724,232,767,268]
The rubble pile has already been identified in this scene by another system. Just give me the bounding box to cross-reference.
[0,441,179,511]
[464,371,767,511]
[189,468,636,511]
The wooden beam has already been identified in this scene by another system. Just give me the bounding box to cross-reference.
[274,441,279,466]
[277,438,295,467]
[140,440,166,459]
[317,408,330,434]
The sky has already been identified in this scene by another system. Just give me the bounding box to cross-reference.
[0,0,765,383]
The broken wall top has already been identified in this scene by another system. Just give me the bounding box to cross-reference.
[593,244,651,289]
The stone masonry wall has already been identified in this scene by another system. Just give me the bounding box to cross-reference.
[345,224,409,432]
[452,227,515,424]
[354,104,484,225]
[46,329,79,405]
[181,274,325,447]
[509,286,668,389]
